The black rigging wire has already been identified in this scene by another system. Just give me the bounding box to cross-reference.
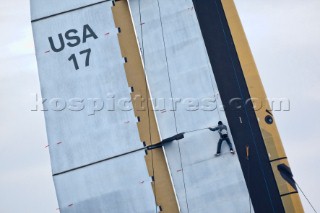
[295,182,317,213]
[155,1,190,212]
[246,146,252,213]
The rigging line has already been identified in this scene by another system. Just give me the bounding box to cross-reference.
[155,1,189,212]
[207,66,223,120]
[295,182,317,213]
[138,1,157,212]
[193,1,223,122]
[184,127,209,134]
[214,2,275,212]
[155,1,178,134]
[247,146,252,213]
[202,36,223,121]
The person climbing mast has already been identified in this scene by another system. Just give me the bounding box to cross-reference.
[209,121,235,156]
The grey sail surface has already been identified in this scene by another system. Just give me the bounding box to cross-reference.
[129,0,254,212]
[31,1,156,212]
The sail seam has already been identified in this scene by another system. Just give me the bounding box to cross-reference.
[31,0,110,22]
[280,191,298,197]
[270,157,287,163]
[53,147,145,176]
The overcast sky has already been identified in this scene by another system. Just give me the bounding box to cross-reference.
[0,0,319,212]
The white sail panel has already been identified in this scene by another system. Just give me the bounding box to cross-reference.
[32,1,142,174]
[30,0,109,21]
[54,150,155,213]
[129,0,254,212]
[31,1,156,212]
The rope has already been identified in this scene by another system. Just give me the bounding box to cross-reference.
[138,1,157,212]
[295,182,317,213]
[246,145,252,213]
[203,37,223,121]
[184,127,209,134]
[155,1,189,212]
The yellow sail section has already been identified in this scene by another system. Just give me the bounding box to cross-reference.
[222,0,304,212]
[112,1,179,212]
